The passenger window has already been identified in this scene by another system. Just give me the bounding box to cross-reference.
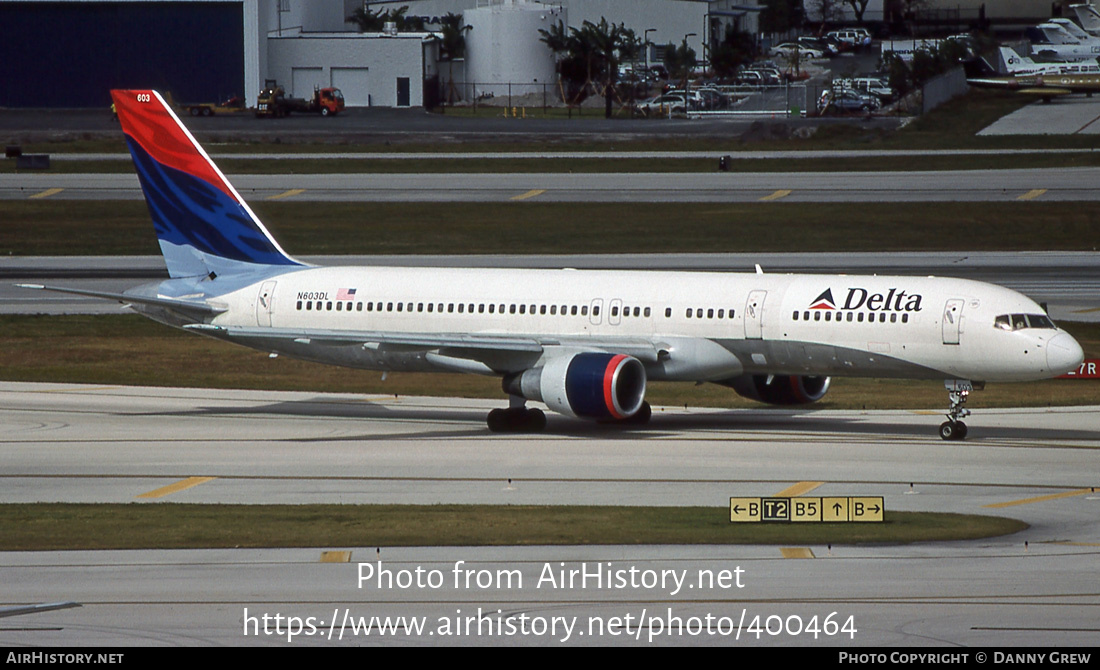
[296,300,302,310]
[337,302,343,311]
[666,308,672,318]
[581,306,588,316]
[696,308,703,318]
[305,301,312,311]
[707,308,714,319]
[686,308,692,318]
[611,306,619,317]
[644,307,651,317]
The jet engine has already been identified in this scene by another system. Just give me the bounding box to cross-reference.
[504,353,647,420]
[727,374,831,405]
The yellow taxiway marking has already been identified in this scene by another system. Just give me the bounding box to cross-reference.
[780,547,815,559]
[29,188,64,199]
[759,189,791,201]
[320,551,352,563]
[1073,306,1100,314]
[1017,189,1047,201]
[266,188,306,200]
[136,476,216,499]
[982,488,1093,508]
[511,189,546,201]
[1051,541,1100,547]
[775,481,824,497]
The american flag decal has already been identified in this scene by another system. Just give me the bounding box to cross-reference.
[337,288,357,300]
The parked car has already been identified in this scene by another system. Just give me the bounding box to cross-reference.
[849,77,896,102]
[817,88,881,114]
[797,36,838,57]
[826,28,873,51]
[770,42,825,60]
[834,77,896,103]
[636,93,687,115]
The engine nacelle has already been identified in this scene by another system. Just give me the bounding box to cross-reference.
[505,353,647,420]
[728,374,831,405]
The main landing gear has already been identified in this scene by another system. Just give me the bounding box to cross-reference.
[939,380,974,441]
[487,396,547,433]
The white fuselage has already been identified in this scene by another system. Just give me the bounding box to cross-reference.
[188,266,1078,384]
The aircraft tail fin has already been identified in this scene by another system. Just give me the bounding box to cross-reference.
[999,46,1033,73]
[1073,3,1100,35]
[110,89,302,278]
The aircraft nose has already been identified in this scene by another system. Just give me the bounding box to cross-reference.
[1047,332,1085,375]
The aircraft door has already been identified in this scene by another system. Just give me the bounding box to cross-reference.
[942,298,964,345]
[589,298,603,325]
[745,290,766,340]
[609,298,623,326]
[257,281,277,327]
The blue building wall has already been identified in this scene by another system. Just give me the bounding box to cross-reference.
[0,1,244,108]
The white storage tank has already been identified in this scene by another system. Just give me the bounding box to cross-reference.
[463,0,563,101]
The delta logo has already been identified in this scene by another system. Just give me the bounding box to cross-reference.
[810,288,924,312]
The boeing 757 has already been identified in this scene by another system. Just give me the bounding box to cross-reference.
[19,90,1085,440]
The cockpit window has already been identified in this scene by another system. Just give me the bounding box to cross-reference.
[994,313,1056,331]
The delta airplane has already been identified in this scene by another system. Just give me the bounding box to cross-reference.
[19,90,1085,440]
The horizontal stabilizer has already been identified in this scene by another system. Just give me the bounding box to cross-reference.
[16,284,227,317]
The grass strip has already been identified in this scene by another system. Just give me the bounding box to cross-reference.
[4,201,1100,255]
[0,504,1028,550]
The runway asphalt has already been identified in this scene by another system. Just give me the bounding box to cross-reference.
[1,382,1098,646]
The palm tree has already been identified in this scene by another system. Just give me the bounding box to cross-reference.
[540,18,639,117]
[439,13,471,61]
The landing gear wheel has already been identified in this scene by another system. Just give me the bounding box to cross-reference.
[940,381,974,440]
[939,420,968,441]
[486,407,546,433]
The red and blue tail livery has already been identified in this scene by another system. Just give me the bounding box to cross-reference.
[111,90,300,278]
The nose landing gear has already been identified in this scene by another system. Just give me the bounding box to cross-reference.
[940,380,976,440]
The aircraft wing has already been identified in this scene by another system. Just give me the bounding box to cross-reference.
[16,284,227,318]
[184,324,664,364]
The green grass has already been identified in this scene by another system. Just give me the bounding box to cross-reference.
[0,504,1028,550]
[3,201,1100,256]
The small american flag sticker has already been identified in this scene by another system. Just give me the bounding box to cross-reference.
[337,288,357,300]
